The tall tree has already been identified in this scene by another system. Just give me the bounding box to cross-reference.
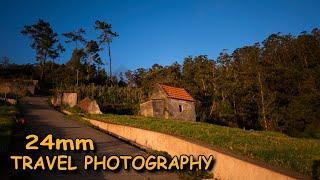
[62,28,86,49]
[63,28,86,85]
[21,19,61,80]
[49,43,65,66]
[84,40,102,80]
[94,20,119,80]
[66,49,86,85]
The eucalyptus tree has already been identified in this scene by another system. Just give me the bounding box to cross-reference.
[94,20,119,79]
[21,19,62,81]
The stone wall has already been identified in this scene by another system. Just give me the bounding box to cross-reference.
[87,119,306,180]
[62,93,77,107]
[0,80,37,96]
[140,100,166,118]
[140,101,154,117]
[165,98,196,121]
[150,87,167,100]
[151,100,165,118]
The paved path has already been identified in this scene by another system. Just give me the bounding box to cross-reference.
[17,96,178,180]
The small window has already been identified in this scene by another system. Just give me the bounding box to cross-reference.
[179,105,183,112]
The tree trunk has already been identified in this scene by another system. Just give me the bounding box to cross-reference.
[232,94,236,116]
[108,41,112,81]
[258,72,267,130]
[76,69,79,86]
[232,69,237,118]
[51,60,54,86]
[86,65,90,81]
[40,63,44,81]
[303,56,308,67]
[87,55,92,81]
[40,55,47,81]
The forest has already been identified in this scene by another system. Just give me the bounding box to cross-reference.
[1,19,319,138]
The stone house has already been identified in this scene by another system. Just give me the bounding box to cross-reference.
[140,84,196,121]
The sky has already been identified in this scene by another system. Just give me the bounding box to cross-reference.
[0,0,319,74]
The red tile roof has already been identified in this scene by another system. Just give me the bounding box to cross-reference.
[159,84,195,101]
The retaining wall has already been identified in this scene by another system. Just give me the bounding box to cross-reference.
[85,118,307,180]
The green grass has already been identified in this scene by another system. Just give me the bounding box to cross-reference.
[63,106,83,114]
[84,113,320,176]
[0,104,17,152]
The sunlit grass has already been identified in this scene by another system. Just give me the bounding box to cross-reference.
[84,113,320,176]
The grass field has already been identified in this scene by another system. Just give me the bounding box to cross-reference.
[0,103,17,152]
[82,113,320,176]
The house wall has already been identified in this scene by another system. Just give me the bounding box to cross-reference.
[150,86,167,99]
[140,101,154,117]
[140,100,165,118]
[152,100,165,118]
[165,98,196,121]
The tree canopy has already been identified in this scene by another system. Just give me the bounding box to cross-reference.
[21,19,63,80]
